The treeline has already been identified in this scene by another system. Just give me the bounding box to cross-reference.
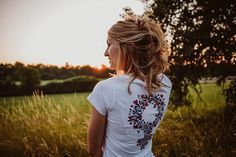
[0,62,113,97]
[0,62,113,81]
[1,62,236,106]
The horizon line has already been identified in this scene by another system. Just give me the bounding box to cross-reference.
[0,61,109,68]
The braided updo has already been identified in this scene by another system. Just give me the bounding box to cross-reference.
[108,15,171,95]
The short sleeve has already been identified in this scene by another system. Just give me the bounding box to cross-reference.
[87,80,114,116]
[161,74,172,112]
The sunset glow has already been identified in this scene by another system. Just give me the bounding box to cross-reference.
[0,0,145,67]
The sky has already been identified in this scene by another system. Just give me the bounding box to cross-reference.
[0,0,146,68]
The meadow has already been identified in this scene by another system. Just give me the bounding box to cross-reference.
[0,82,235,157]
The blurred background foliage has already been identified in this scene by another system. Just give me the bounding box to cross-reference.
[138,0,236,108]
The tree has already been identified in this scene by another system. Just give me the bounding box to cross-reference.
[77,65,95,76]
[20,67,41,90]
[139,0,236,108]
[14,62,25,81]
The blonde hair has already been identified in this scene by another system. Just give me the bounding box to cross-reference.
[108,15,171,95]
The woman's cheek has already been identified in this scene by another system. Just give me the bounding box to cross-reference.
[108,46,113,53]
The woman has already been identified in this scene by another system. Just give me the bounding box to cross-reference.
[87,15,172,157]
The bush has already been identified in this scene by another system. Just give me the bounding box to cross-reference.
[0,75,100,97]
[40,75,99,94]
[0,80,22,97]
[224,78,236,106]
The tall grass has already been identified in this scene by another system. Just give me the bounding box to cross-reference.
[0,92,90,157]
[152,105,236,157]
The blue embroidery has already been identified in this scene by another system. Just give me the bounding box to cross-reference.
[128,94,166,150]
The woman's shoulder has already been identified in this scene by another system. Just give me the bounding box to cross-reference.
[94,76,118,90]
[96,74,172,89]
[159,74,172,88]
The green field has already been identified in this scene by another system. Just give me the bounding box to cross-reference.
[0,92,90,108]
[15,79,65,86]
[0,82,235,157]
[189,82,227,110]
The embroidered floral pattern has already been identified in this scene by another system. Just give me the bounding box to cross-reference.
[128,94,166,150]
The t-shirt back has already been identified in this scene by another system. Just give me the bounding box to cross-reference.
[87,74,172,157]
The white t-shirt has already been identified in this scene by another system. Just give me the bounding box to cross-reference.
[87,74,172,157]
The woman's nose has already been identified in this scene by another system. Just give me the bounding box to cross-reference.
[104,49,109,57]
